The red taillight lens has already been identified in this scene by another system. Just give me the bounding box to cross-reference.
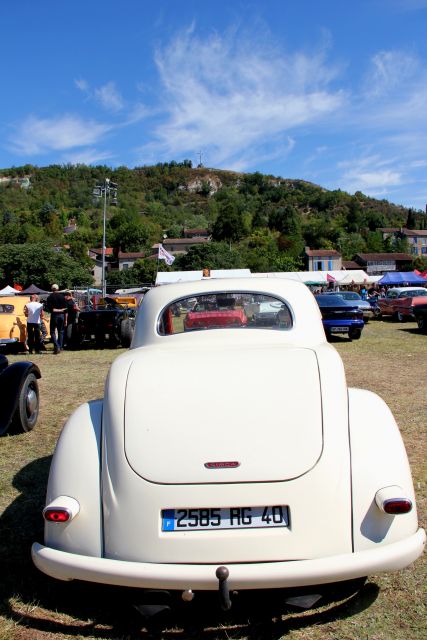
[44,508,71,522]
[383,499,412,515]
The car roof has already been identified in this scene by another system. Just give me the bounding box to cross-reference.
[387,287,426,293]
[315,293,354,306]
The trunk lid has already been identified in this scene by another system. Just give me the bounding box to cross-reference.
[124,345,323,484]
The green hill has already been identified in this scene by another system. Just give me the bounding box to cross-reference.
[0,162,425,288]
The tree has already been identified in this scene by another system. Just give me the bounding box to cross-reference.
[338,233,366,260]
[412,255,427,272]
[0,243,93,289]
[269,204,301,236]
[175,242,245,270]
[212,201,246,243]
[406,208,417,230]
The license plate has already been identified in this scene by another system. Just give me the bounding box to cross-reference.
[161,506,289,531]
[330,326,348,332]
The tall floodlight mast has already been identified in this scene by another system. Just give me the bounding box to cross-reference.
[93,178,118,297]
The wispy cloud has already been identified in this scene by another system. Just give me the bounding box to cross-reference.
[338,153,403,196]
[363,50,419,98]
[136,27,345,168]
[94,82,124,112]
[61,148,115,165]
[75,78,125,113]
[9,115,112,155]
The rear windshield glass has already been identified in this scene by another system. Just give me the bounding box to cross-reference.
[0,304,14,313]
[158,292,293,335]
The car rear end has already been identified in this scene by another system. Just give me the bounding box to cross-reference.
[100,341,354,584]
[0,297,28,353]
[315,295,364,340]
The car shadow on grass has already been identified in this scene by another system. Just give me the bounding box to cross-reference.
[0,457,379,639]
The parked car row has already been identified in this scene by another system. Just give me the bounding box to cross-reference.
[1,286,426,354]
[0,295,137,353]
[315,287,427,339]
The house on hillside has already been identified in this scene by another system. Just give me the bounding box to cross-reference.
[352,252,413,275]
[152,236,211,258]
[88,247,115,285]
[378,228,427,256]
[183,228,211,239]
[117,251,145,271]
[304,247,342,271]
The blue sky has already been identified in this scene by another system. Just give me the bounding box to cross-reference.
[2,0,427,209]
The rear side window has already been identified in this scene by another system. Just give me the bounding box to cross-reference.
[0,304,14,313]
[158,292,292,335]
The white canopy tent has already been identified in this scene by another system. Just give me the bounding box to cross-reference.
[251,270,375,285]
[156,269,251,285]
[0,285,19,295]
[155,269,376,287]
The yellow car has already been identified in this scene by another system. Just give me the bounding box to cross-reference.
[0,296,48,353]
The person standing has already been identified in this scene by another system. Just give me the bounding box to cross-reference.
[63,290,79,349]
[46,284,67,354]
[24,294,44,354]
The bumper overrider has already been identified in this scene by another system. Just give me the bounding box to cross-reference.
[32,528,425,591]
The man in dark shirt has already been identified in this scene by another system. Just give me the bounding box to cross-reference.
[46,284,67,354]
[64,291,79,349]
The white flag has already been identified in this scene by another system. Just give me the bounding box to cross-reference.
[158,244,175,265]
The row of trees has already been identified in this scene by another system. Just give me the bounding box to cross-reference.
[0,164,426,288]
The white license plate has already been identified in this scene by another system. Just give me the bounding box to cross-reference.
[161,506,289,531]
[330,326,348,332]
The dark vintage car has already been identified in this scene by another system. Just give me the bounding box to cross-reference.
[315,294,364,341]
[77,297,135,348]
[0,354,41,435]
[413,303,427,333]
[324,291,373,321]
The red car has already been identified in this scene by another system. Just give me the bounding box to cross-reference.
[377,287,427,322]
[184,297,247,331]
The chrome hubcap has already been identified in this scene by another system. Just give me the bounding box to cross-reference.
[26,387,38,416]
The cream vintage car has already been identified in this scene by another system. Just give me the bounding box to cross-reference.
[32,278,425,612]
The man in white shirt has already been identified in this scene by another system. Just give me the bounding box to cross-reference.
[24,294,44,354]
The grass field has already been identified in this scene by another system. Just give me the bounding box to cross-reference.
[0,319,425,640]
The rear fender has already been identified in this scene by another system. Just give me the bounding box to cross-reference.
[348,388,418,551]
[44,400,103,557]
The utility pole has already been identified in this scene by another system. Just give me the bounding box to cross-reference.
[93,178,118,297]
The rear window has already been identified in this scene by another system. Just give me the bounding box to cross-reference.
[158,292,293,335]
[0,304,14,313]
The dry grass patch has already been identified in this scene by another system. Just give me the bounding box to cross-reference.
[0,325,425,640]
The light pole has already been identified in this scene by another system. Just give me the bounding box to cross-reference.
[93,178,118,297]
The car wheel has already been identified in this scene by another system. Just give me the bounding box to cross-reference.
[397,311,406,323]
[417,316,427,333]
[372,307,381,318]
[120,319,133,347]
[348,328,362,340]
[11,373,39,433]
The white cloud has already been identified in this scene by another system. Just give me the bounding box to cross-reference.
[74,78,89,93]
[9,115,112,155]
[61,148,115,165]
[363,50,419,98]
[135,28,345,167]
[94,82,124,112]
[340,154,403,196]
